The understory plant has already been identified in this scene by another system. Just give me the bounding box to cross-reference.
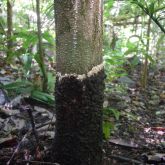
[103,107,120,139]
[0,79,55,107]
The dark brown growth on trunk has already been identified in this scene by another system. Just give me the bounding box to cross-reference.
[52,65,105,165]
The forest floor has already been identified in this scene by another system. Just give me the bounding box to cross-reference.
[103,65,165,164]
[0,61,165,165]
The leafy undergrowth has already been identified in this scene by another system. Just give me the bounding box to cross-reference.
[0,54,57,164]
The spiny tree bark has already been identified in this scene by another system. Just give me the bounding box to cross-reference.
[36,0,48,91]
[52,0,104,165]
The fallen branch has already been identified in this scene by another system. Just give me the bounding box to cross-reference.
[20,160,60,165]
[7,133,28,165]
[109,154,142,164]
[26,106,39,144]
[36,121,55,130]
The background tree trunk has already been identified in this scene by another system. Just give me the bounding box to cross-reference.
[52,0,104,165]
[141,17,151,88]
[7,0,13,58]
[36,0,48,91]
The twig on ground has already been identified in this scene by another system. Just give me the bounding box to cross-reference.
[36,121,55,130]
[26,105,39,144]
[109,154,142,164]
[7,133,28,165]
[20,160,60,165]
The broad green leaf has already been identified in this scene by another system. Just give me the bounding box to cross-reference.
[43,31,54,45]
[103,121,114,139]
[23,34,38,49]
[106,59,115,65]
[1,80,32,90]
[31,90,54,106]
[111,109,120,120]
[104,108,120,120]
[124,47,137,55]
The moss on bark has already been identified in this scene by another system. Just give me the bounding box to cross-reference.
[52,64,105,165]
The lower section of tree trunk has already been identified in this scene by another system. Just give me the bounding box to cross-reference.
[52,64,105,165]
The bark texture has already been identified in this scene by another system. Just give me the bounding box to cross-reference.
[53,64,105,165]
[53,0,104,164]
[55,0,103,74]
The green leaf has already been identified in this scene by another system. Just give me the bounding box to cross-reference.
[111,109,120,120]
[103,121,114,139]
[1,80,32,90]
[104,108,120,120]
[23,34,38,49]
[31,90,55,106]
[0,80,33,95]
[104,0,114,18]
[106,58,115,65]
[131,56,140,66]
[14,31,38,49]
[148,2,155,15]
[22,53,32,73]
[145,54,154,63]
[124,47,137,55]
[43,31,54,45]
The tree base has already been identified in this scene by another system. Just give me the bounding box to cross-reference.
[52,64,105,165]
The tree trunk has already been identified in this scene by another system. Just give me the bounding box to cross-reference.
[36,0,48,91]
[52,0,104,165]
[141,17,151,88]
[7,0,13,58]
